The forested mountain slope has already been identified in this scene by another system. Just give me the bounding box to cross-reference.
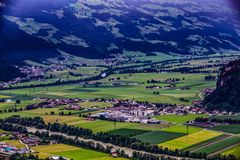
[0,0,240,80]
[204,59,240,112]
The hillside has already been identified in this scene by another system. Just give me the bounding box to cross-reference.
[0,62,23,81]
[1,0,240,81]
[1,0,240,62]
[204,59,240,112]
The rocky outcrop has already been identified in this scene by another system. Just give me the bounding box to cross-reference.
[204,59,240,112]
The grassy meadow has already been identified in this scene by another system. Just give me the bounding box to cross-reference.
[32,144,127,160]
[108,129,149,137]
[154,114,208,124]
[0,72,216,104]
[133,131,186,144]
[211,124,240,134]
[160,125,202,134]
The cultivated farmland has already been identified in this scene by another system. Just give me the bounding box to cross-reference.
[222,144,240,159]
[194,136,240,155]
[159,130,222,150]
[154,114,208,124]
[32,144,127,160]
[133,131,186,144]
[211,124,240,134]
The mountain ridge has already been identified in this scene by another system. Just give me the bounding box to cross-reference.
[1,0,240,62]
[0,0,240,80]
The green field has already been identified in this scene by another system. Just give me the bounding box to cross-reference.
[32,144,127,160]
[0,100,36,110]
[159,130,222,150]
[108,128,149,137]
[194,136,240,155]
[211,124,240,134]
[222,144,240,159]
[133,131,186,144]
[182,134,229,152]
[161,125,202,134]
[0,73,216,104]
[69,119,170,133]
[3,140,26,149]
[154,114,208,124]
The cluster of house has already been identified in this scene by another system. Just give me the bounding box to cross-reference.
[158,105,206,115]
[164,78,181,83]
[41,98,82,108]
[91,101,161,124]
[202,88,215,96]
[27,98,84,110]
[0,133,30,156]
[189,121,219,128]
[0,63,81,88]
[0,142,28,156]
[15,133,41,147]
[26,97,237,125]
[89,98,239,124]
[65,104,81,110]
[0,77,22,88]
[0,132,64,159]
[145,84,178,89]
[92,111,160,124]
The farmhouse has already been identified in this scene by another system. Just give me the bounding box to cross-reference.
[50,155,69,160]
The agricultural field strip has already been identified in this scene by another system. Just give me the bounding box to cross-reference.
[193,135,240,155]
[222,144,240,158]
[211,124,240,134]
[186,134,230,152]
[209,143,240,157]
[154,114,208,124]
[26,127,200,160]
[158,130,222,150]
[160,125,202,135]
[31,143,127,160]
[133,130,186,144]
[108,128,150,137]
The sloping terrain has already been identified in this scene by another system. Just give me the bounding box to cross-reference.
[1,0,240,61]
[0,0,240,80]
[204,59,240,112]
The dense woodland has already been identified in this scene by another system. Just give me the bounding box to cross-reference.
[195,117,240,124]
[204,59,240,112]
[0,62,23,81]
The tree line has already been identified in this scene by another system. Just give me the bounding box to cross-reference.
[195,117,240,124]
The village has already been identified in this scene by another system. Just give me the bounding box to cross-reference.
[23,97,238,125]
[0,132,69,160]
[0,64,65,88]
